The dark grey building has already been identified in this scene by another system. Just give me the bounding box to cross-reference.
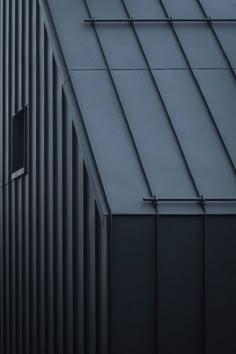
[0,0,236,353]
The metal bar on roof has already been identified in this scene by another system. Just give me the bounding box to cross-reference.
[143,197,236,202]
[195,0,236,83]
[120,0,202,202]
[157,0,236,177]
[84,18,236,24]
[83,0,156,212]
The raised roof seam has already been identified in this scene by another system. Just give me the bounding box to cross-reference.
[120,0,202,201]
[83,0,156,209]
[157,0,236,177]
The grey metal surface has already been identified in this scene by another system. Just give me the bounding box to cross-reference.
[111,215,236,354]
[46,0,236,214]
[0,1,109,354]
[1,1,236,354]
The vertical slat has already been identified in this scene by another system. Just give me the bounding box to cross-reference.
[16,180,23,354]
[54,60,64,354]
[38,5,46,353]
[96,208,109,354]
[78,143,85,354]
[45,28,54,354]
[63,93,74,354]
[30,0,38,352]
[16,0,24,352]
[72,124,80,354]
[10,1,16,353]
[95,205,101,354]
[84,165,96,354]
[0,0,4,349]
[4,1,10,353]
[22,0,30,352]
[4,185,10,354]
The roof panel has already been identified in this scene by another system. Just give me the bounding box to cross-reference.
[194,69,236,167]
[154,69,236,197]
[70,70,153,214]
[124,0,165,18]
[200,0,236,18]
[133,25,187,69]
[86,0,125,17]
[174,24,228,68]
[112,70,198,200]
[96,24,148,69]
[46,0,236,214]
[47,0,106,70]
[162,0,204,18]
[212,24,236,67]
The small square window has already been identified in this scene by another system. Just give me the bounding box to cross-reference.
[11,106,27,180]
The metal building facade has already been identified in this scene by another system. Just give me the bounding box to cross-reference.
[0,0,236,354]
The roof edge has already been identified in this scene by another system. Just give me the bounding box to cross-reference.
[38,0,111,216]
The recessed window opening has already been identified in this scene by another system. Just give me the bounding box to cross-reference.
[11,106,27,180]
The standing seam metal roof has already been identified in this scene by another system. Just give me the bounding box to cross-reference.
[47,0,236,214]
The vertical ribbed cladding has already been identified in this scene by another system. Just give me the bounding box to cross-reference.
[54,61,64,354]
[0,0,110,353]
[9,1,16,354]
[95,204,102,354]
[16,0,24,352]
[62,90,74,354]
[29,0,38,352]
[37,2,46,353]
[72,122,81,354]
[45,23,54,354]
[0,0,3,351]
[22,0,30,352]
[3,2,10,354]
[84,163,96,354]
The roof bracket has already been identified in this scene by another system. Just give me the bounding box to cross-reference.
[201,195,206,210]
[143,196,159,211]
[208,16,213,24]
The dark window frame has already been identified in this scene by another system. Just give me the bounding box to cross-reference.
[11,105,28,180]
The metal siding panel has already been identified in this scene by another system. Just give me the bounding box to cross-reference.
[63,93,74,354]
[206,216,236,354]
[30,1,38,352]
[23,0,30,352]
[96,209,109,354]
[16,181,23,354]
[158,216,203,354]
[9,2,16,353]
[38,6,46,352]
[84,165,97,354]
[111,216,157,354]
[78,150,85,354]
[0,187,3,354]
[72,124,82,354]
[45,33,54,354]
[54,62,64,354]
[10,182,16,354]
[0,0,3,187]
[4,186,10,354]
